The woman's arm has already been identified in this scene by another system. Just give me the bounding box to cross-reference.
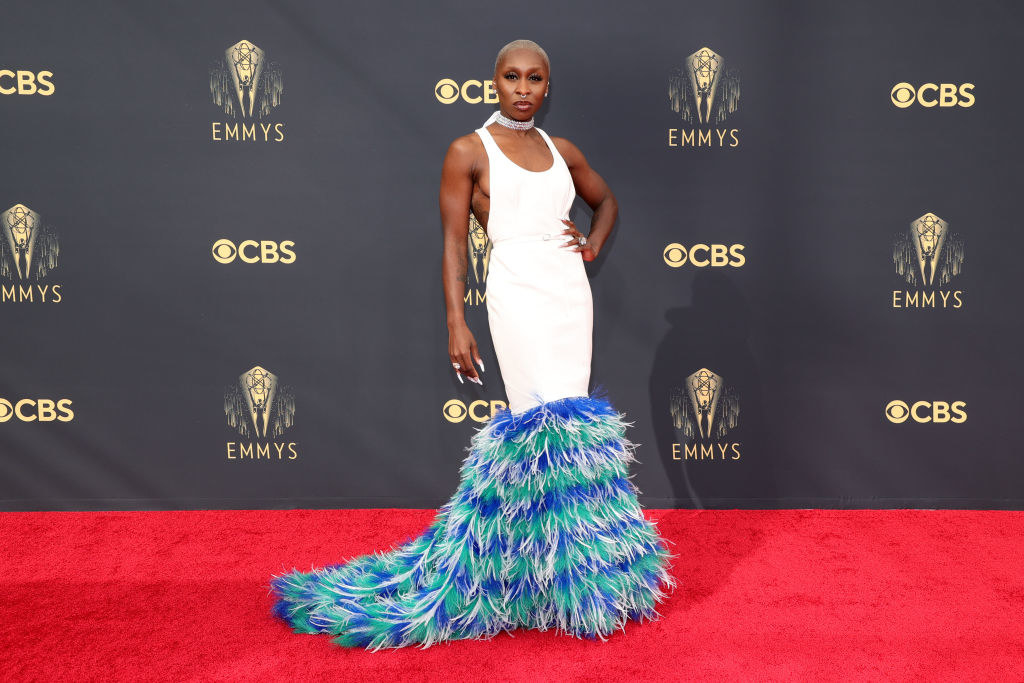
[439,135,484,383]
[554,137,618,261]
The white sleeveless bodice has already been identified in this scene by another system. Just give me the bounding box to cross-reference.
[475,122,577,245]
[474,115,593,414]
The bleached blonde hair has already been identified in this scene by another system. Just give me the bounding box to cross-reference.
[494,39,550,74]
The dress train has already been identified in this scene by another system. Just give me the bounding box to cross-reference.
[269,390,674,649]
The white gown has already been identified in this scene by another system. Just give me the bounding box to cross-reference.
[268,115,674,650]
[475,115,594,414]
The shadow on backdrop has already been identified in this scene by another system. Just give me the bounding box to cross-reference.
[649,269,774,508]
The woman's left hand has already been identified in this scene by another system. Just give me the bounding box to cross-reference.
[560,218,598,261]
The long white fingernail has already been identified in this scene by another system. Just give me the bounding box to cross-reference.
[477,359,485,372]
[472,377,483,386]
[456,372,464,384]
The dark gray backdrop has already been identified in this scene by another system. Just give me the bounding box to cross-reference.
[2,0,1021,510]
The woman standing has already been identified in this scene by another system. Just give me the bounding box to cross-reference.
[270,39,673,649]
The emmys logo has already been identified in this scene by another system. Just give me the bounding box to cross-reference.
[668,46,740,148]
[0,70,54,96]
[890,82,975,109]
[465,213,491,306]
[885,400,967,424]
[663,243,745,268]
[209,39,285,142]
[224,365,297,460]
[1,204,62,303]
[669,368,741,461]
[0,398,74,423]
[442,398,507,424]
[211,239,296,264]
[434,78,498,104]
[892,212,964,309]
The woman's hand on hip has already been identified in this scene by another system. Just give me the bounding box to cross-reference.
[560,218,598,261]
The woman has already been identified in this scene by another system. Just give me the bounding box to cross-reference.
[270,39,673,649]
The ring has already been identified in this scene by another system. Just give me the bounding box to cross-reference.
[452,362,460,369]
[579,235,588,246]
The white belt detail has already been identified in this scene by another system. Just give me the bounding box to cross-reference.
[491,232,571,247]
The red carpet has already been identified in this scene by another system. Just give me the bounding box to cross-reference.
[2,509,1023,681]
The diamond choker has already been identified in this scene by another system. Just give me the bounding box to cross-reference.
[493,111,535,130]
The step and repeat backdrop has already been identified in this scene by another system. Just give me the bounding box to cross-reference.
[2,0,1021,510]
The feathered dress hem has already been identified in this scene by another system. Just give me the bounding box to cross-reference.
[269,388,675,650]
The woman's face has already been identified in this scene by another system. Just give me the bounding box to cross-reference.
[493,48,549,121]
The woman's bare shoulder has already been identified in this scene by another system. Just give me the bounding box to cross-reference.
[549,135,587,167]
[446,131,485,159]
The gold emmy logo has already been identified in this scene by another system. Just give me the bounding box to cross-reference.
[669,368,741,461]
[1,203,62,303]
[211,40,283,119]
[466,213,491,305]
[1,204,59,281]
[670,368,740,440]
[669,47,740,126]
[892,212,964,309]
[894,213,963,286]
[224,365,295,439]
[209,40,285,142]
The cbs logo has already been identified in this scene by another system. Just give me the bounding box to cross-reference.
[663,243,745,268]
[212,239,296,264]
[0,398,74,422]
[890,82,975,108]
[442,398,507,423]
[435,79,498,104]
[885,400,967,424]
[0,70,54,96]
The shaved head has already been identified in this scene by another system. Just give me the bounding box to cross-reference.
[494,39,550,74]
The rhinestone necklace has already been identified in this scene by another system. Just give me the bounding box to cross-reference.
[494,110,535,131]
